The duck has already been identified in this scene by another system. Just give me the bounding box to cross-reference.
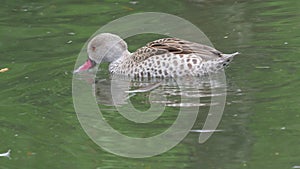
[74,33,239,78]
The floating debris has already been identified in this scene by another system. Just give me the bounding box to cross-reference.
[224,36,228,39]
[293,166,300,169]
[129,1,139,5]
[122,6,134,10]
[0,68,9,73]
[255,66,270,69]
[66,40,73,44]
[27,151,36,156]
[0,149,11,159]
[68,32,76,36]
[284,42,288,45]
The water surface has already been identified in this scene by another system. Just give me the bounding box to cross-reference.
[0,0,299,169]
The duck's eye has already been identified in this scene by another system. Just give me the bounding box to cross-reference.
[92,46,96,51]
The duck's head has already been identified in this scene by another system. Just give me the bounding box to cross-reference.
[74,33,128,73]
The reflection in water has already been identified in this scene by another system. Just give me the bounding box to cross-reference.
[95,74,227,108]
[93,71,228,142]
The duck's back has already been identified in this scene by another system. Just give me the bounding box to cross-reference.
[131,38,222,62]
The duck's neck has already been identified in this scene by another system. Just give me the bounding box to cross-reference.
[109,50,131,73]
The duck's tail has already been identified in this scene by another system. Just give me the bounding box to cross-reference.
[220,52,240,68]
[196,52,239,75]
[223,52,240,58]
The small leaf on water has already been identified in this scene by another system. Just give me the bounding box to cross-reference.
[0,68,9,73]
[122,6,134,11]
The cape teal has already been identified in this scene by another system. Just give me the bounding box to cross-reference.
[74,33,239,78]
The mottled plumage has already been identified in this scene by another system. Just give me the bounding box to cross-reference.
[74,33,239,77]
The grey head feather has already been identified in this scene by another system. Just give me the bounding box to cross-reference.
[87,33,129,63]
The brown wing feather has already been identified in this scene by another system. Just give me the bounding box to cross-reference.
[132,38,222,62]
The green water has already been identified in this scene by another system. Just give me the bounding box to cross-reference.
[1,0,300,168]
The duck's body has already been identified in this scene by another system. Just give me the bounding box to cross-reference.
[74,33,239,77]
